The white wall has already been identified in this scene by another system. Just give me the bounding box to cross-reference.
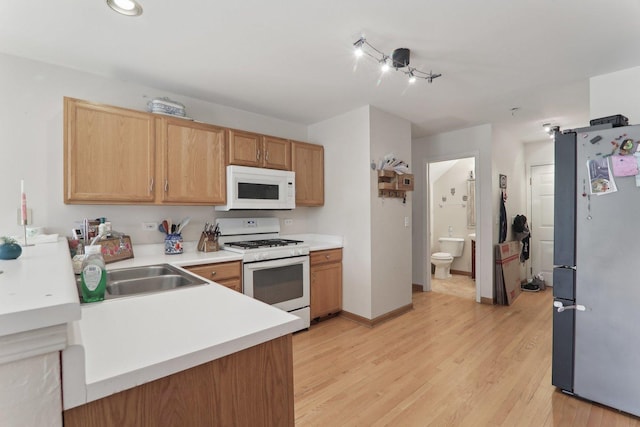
[412,124,493,300]
[307,106,373,318]
[0,53,313,244]
[307,105,412,320]
[590,66,640,123]
[492,127,527,244]
[432,157,475,272]
[524,140,554,167]
[369,107,412,318]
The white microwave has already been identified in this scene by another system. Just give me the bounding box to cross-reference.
[215,165,296,211]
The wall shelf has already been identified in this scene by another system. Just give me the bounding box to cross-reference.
[377,170,414,198]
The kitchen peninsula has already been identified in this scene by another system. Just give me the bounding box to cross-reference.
[1,238,302,426]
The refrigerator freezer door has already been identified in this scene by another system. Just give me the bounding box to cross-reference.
[553,131,576,268]
[573,125,640,417]
[552,298,574,391]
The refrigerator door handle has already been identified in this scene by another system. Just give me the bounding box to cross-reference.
[554,301,586,312]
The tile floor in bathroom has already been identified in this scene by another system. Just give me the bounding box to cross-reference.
[430,273,476,300]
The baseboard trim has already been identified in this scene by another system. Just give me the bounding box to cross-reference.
[341,303,413,328]
[480,297,494,305]
[450,269,472,277]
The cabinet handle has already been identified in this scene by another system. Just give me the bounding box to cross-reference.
[265,150,269,161]
[257,148,261,161]
[211,271,217,277]
[149,178,154,193]
[325,255,331,259]
[164,179,169,192]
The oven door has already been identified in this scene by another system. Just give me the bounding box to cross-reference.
[243,255,309,313]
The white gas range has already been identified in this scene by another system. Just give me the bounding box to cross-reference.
[216,218,310,331]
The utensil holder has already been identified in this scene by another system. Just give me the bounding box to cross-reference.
[164,233,183,255]
[197,232,219,252]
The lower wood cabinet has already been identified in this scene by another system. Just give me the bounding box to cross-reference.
[63,335,294,427]
[310,248,342,319]
[184,261,242,292]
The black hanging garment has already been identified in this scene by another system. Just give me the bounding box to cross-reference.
[499,193,508,243]
[512,214,530,262]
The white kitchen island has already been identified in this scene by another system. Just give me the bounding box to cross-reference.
[2,238,302,426]
[0,238,80,427]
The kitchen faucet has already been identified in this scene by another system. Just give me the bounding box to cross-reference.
[89,230,127,253]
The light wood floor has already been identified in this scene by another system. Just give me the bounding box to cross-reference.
[431,273,476,300]
[293,290,640,426]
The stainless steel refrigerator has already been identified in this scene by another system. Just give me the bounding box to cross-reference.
[552,123,640,416]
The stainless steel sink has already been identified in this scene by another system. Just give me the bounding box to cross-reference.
[76,263,207,302]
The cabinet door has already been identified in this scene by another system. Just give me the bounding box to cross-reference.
[262,136,291,170]
[311,261,342,319]
[158,118,226,204]
[291,141,324,206]
[64,97,156,203]
[217,278,242,293]
[228,129,261,167]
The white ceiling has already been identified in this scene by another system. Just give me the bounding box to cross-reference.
[2,1,640,142]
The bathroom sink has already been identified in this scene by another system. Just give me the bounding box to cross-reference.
[76,264,207,302]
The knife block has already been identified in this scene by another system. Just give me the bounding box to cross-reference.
[197,232,219,252]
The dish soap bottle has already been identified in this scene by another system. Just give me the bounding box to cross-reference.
[81,245,106,303]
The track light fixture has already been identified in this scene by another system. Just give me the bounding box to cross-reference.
[543,123,560,139]
[352,37,442,84]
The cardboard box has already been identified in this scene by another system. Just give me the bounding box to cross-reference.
[495,241,521,305]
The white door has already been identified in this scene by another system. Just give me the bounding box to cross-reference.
[530,164,554,286]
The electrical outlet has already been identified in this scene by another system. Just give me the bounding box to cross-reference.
[142,222,157,231]
[284,219,293,226]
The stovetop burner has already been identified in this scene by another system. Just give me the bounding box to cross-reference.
[225,238,304,250]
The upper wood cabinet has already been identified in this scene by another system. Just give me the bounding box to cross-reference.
[64,97,156,203]
[64,97,226,205]
[157,118,226,205]
[291,141,324,206]
[228,129,291,170]
[64,97,324,207]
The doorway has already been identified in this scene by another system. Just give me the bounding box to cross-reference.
[529,164,555,286]
[425,156,478,301]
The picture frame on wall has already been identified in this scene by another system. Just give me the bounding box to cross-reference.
[499,174,507,189]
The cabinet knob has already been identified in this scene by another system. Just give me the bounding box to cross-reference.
[325,255,330,259]
[211,271,217,277]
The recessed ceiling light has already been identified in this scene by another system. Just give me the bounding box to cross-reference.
[106,0,143,16]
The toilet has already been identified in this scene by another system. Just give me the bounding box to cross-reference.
[431,237,465,279]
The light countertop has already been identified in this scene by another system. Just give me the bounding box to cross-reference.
[0,238,80,337]
[63,281,302,409]
[282,233,343,251]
